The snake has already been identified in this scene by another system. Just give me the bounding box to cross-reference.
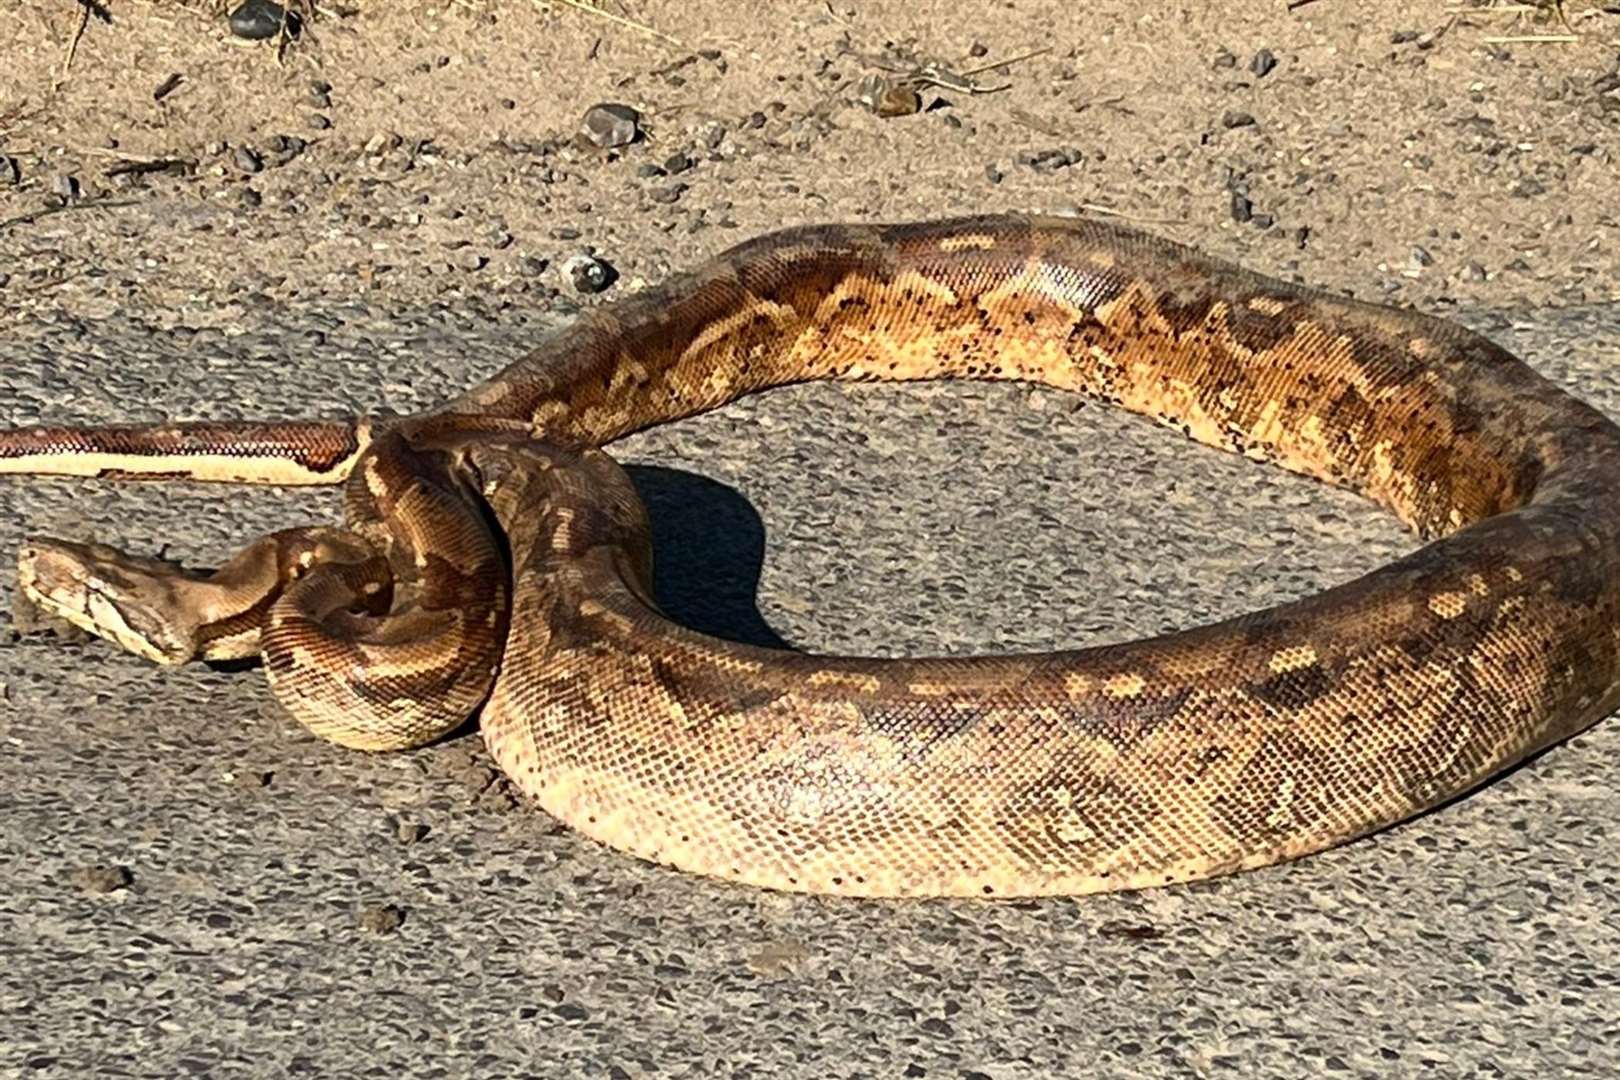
[4,213,1619,898]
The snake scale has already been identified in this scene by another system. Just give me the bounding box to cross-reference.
[5,214,1619,897]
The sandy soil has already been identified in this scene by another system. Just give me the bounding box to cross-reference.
[3,0,1619,329]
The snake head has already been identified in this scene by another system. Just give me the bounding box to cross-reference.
[15,537,204,665]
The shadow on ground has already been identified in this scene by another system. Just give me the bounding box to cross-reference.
[626,463,791,651]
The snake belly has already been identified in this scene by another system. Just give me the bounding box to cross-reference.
[5,213,1620,897]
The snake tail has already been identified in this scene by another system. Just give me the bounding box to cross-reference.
[0,418,372,485]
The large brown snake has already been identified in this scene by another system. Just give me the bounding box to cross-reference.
[5,214,1619,898]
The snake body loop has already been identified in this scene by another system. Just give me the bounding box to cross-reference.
[6,214,1619,896]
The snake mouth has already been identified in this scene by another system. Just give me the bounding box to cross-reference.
[16,537,198,665]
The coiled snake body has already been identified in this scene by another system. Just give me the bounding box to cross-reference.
[6,214,1619,897]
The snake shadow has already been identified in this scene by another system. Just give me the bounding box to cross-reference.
[624,464,792,651]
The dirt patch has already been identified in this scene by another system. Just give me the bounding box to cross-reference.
[2,1,1619,329]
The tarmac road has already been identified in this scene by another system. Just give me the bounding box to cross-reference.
[2,300,1617,1078]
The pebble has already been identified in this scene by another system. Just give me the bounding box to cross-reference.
[1230,191,1254,222]
[855,75,922,118]
[564,254,616,293]
[1212,48,1237,69]
[306,114,332,131]
[1222,110,1257,130]
[309,80,332,109]
[649,182,688,205]
[1250,49,1278,78]
[233,145,264,174]
[698,122,726,149]
[358,903,405,934]
[69,865,133,894]
[0,156,19,185]
[663,151,695,175]
[228,0,297,40]
[51,175,80,202]
[1512,177,1546,198]
[364,132,401,156]
[1410,245,1435,268]
[580,103,641,149]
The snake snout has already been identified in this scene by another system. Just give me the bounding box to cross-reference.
[16,536,199,665]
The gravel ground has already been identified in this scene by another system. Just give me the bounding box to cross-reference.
[4,0,1620,1076]
[1,300,1617,1079]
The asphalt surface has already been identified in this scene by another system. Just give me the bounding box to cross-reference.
[2,300,1617,1078]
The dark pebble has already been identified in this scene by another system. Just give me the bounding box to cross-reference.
[306,114,332,131]
[566,254,616,294]
[0,156,19,185]
[746,110,767,129]
[554,1002,590,1021]
[233,145,263,174]
[51,175,80,202]
[1222,110,1257,129]
[1250,49,1277,77]
[985,163,1004,184]
[636,163,666,178]
[1212,48,1237,69]
[1512,177,1546,197]
[1294,225,1310,249]
[240,188,262,208]
[553,226,582,240]
[579,103,641,149]
[1466,261,1487,281]
[663,151,694,174]
[1410,245,1435,267]
[1251,212,1274,229]
[1230,191,1254,222]
[228,0,297,41]
[1391,29,1420,44]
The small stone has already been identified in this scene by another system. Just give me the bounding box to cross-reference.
[456,251,488,272]
[554,1002,590,1021]
[1410,245,1435,268]
[309,79,332,107]
[1294,225,1311,249]
[580,103,641,148]
[306,114,332,131]
[240,187,262,208]
[1512,176,1546,198]
[1212,47,1237,69]
[1230,191,1253,222]
[565,253,616,294]
[364,132,401,156]
[745,110,767,129]
[1251,212,1274,229]
[0,156,19,185]
[985,163,1004,184]
[1222,110,1257,129]
[855,75,921,118]
[636,163,666,178]
[1391,29,1420,44]
[663,151,695,174]
[1465,261,1488,281]
[233,145,263,174]
[70,865,133,894]
[396,820,430,844]
[523,255,549,275]
[649,182,688,205]
[51,174,80,201]
[1250,48,1277,77]
[228,0,298,41]
[358,903,405,934]
[698,122,726,149]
